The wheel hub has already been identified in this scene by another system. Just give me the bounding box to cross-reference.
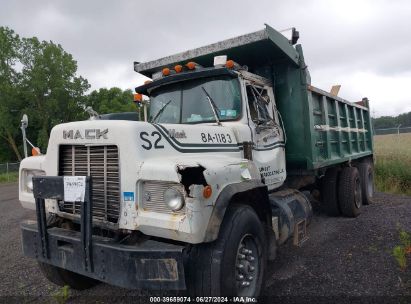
[235,235,258,294]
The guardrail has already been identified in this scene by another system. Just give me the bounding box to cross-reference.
[374,126,411,135]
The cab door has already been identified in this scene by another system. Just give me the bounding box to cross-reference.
[245,82,286,190]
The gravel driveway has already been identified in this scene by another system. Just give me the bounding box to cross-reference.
[0,182,410,303]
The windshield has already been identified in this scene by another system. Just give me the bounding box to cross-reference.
[149,76,242,124]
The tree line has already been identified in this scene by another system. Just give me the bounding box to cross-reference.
[0,27,140,162]
[372,112,411,130]
[2,27,409,162]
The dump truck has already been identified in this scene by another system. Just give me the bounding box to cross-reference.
[19,24,374,297]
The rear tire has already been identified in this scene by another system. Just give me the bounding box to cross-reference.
[321,168,341,216]
[357,161,374,205]
[338,167,362,217]
[185,205,266,296]
[38,262,99,290]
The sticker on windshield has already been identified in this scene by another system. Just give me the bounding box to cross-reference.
[220,110,226,116]
[226,110,237,117]
[187,114,202,122]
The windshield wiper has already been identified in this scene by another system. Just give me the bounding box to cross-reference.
[151,100,172,123]
[201,87,222,126]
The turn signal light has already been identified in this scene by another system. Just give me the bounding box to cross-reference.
[144,80,152,85]
[174,65,183,73]
[162,68,171,76]
[186,62,196,70]
[133,93,143,102]
[203,185,212,199]
[225,60,235,69]
[32,147,40,156]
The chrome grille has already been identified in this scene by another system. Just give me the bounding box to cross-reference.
[58,145,120,223]
[142,181,185,214]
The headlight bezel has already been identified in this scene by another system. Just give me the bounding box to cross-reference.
[23,169,46,193]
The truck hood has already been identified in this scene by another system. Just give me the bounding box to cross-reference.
[48,120,242,159]
[38,120,244,193]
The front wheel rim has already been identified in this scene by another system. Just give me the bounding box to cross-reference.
[235,234,259,296]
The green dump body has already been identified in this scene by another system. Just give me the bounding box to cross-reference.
[134,24,374,172]
[276,82,373,171]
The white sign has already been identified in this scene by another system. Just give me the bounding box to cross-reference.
[63,176,86,202]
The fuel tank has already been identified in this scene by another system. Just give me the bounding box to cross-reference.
[269,189,313,245]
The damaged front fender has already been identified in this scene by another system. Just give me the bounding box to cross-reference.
[136,157,264,244]
[203,180,268,242]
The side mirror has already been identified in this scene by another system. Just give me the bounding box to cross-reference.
[21,114,28,127]
[21,114,42,157]
[21,114,29,158]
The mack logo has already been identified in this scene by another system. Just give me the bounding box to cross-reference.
[63,129,108,140]
[167,129,186,139]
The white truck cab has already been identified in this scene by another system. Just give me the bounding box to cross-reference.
[20,66,288,245]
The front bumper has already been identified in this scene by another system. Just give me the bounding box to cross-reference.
[21,221,186,290]
[22,175,186,290]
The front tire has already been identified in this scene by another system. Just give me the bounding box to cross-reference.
[38,262,100,290]
[185,205,267,296]
[338,167,363,217]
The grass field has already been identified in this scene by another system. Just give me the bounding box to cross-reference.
[374,133,411,196]
[0,172,18,183]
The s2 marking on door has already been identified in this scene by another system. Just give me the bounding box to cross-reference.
[140,131,164,150]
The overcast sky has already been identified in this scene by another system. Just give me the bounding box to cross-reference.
[1,0,410,117]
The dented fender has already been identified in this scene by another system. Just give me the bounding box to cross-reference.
[203,180,268,242]
[136,157,266,244]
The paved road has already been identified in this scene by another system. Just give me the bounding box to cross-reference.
[0,182,410,302]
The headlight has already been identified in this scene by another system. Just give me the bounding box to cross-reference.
[26,173,34,191]
[23,170,45,192]
[164,187,185,211]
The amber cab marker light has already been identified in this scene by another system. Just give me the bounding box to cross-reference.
[174,65,183,73]
[225,60,235,69]
[133,93,143,102]
[203,185,212,199]
[32,147,40,156]
[162,68,171,76]
[186,62,196,70]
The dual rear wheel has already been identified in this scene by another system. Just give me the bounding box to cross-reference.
[321,160,374,218]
